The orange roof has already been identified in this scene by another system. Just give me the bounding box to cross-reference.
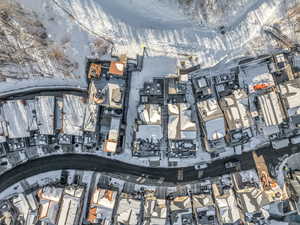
[253,83,270,90]
[88,63,102,79]
[104,190,113,201]
[87,207,97,223]
[108,61,125,76]
[103,139,117,153]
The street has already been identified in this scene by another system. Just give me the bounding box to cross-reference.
[0,143,299,192]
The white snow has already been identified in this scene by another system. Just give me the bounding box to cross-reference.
[124,56,176,156]
[43,0,288,68]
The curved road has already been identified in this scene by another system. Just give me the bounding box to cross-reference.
[0,84,87,99]
[1,144,299,192]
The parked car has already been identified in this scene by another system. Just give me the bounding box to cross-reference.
[194,163,208,170]
[224,159,240,169]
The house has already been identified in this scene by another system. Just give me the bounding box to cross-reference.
[196,98,226,152]
[62,94,86,137]
[115,193,141,225]
[219,89,252,144]
[192,193,217,225]
[143,192,167,225]
[87,188,118,225]
[170,195,194,225]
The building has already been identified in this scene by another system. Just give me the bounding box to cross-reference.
[133,104,162,157]
[2,100,30,139]
[0,200,18,225]
[257,90,285,130]
[36,96,55,135]
[286,170,300,215]
[56,185,85,225]
[192,193,218,225]
[115,193,142,225]
[219,89,252,145]
[212,177,243,225]
[196,98,226,152]
[10,193,38,225]
[143,191,167,225]
[86,58,129,154]
[62,94,87,137]
[37,185,85,225]
[279,78,300,129]
[170,195,194,225]
[87,188,118,224]
[101,115,121,154]
[37,186,63,224]
[168,103,197,158]
[231,170,270,223]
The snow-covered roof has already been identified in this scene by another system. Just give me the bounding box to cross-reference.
[2,100,30,138]
[57,186,84,225]
[138,104,161,125]
[205,117,225,141]
[220,89,251,131]
[36,96,55,135]
[214,188,241,224]
[144,193,167,224]
[240,63,274,93]
[62,94,86,136]
[258,90,285,127]
[83,102,99,133]
[26,100,38,132]
[168,103,197,140]
[197,98,223,122]
[88,188,117,224]
[104,116,121,153]
[136,124,163,141]
[279,78,300,116]
[116,193,141,225]
[92,79,125,109]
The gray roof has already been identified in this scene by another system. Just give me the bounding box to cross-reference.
[83,103,99,133]
[62,95,86,136]
[36,96,55,135]
[2,100,30,138]
[258,91,285,127]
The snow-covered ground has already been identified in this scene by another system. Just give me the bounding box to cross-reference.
[3,0,296,92]
[124,56,177,156]
[43,0,292,67]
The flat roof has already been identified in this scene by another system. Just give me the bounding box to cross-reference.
[2,100,30,138]
[62,95,86,136]
[258,91,285,127]
[136,124,163,141]
[83,102,99,133]
[36,96,55,135]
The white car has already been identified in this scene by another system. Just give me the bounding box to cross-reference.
[194,163,208,170]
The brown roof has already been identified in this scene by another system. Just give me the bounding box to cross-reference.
[87,207,97,223]
[88,63,102,79]
[109,61,125,76]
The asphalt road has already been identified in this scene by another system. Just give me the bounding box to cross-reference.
[1,143,299,192]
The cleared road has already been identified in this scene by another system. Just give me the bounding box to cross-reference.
[0,144,299,192]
